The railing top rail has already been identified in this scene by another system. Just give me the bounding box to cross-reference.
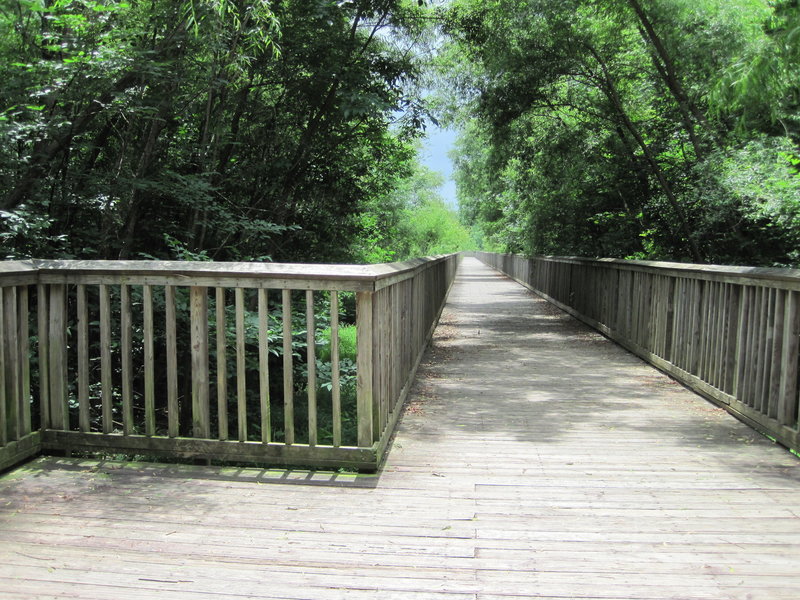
[0,255,457,291]
[484,252,800,287]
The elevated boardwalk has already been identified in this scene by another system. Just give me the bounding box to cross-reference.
[2,257,800,599]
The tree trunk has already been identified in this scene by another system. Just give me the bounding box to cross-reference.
[589,44,703,262]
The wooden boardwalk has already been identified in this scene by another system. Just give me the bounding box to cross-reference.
[2,257,800,600]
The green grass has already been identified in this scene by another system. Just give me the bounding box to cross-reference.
[317,324,357,362]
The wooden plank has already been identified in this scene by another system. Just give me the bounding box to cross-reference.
[165,286,179,438]
[3,287,20,442]
[356,291,374,448]
[41,430,376,469]
[722,284,741,395]
[768,290,785,420]
[190,287,210,439]
[778,290,799,427]
[752,286,770,412]
[36,284,50,431]
[216,288,229,441]
[235,288,247,442]
[48,284,68,432]
[306,290,317,447]
[120,284,133,435]
[143,285,155,436]
[77,284,90,432]
[99,284,112,434]
[258,289,270,444]
[330,291,341,448]
[283,289,295,445]
[0,288,6,446]
[17,286,31,436]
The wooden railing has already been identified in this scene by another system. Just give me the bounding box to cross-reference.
[474,252,800,455]
[0,255,460,472]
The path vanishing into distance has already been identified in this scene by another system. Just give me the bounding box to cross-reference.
[2,257,800,599]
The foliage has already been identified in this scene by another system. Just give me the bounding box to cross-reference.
[0,0,439,263]
[439,0,800,266]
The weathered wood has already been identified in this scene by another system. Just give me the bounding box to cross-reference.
[215,288,228,441]
[36,284,50,431]
[477,251,800,456]
[40,430,375,468]
[4,259,800,600]
[0,288,6,446]
[120,284,133,435]
[778,291,799,427]
[356,291,374,448]
[306,290,317,447]
[48,285,68,432]
[99,284,112,434]
[258,289,270,444]
[77,284,90,433]
[189,287,210,439]
[165,286,178,438]
[0,255,459,468]
[282,289,295,445]
[143,285,155,436]
[0,431,41,472]
[17,286,30,437]
[235,288,247,442]
[330,291,341,447]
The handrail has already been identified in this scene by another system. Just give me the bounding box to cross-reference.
[0,254,460,471]
[474,251,800,455]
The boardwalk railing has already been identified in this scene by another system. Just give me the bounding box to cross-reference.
[474,252,800,455]
[0,255,459,472]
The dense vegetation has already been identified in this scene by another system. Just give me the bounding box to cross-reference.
[441,0,800,266]
[0,0,472,263]
[2,0,798,267]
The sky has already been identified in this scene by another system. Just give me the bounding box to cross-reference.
[418,126,458,208]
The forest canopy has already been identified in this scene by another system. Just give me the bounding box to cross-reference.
[0,0,473,262]
[441,0,800,266]
[1,0,799,267]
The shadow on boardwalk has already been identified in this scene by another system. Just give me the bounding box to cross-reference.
[2,257,800,599]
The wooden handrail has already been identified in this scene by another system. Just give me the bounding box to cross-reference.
[0,254,461,471]
[474,251,800,455]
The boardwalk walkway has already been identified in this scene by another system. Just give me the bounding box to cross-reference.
[2,257,800,599]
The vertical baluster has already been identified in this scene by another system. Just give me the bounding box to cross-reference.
[37,284,50,430]
[753,287,770,411]
[190,286,210,439]
[356,291,373,448]
[0,288,6,445]
[722,285,741,395]
[282,289,294,445]
[18,286,30,436]
[216,288,228,441]
[306,290,317,446]
[330,291,341,447]
[778,290,799,426]
[165,286,178,437]
[77,284,90,432]
[235,288,247,441]
[735,286,754,404]
[3,287,20,441]
[120,284,133,435]
[48,285,68,431]
[143,285,155,436]
[99,284,112,433]
[258,289,270,443]
[768,290,786,420]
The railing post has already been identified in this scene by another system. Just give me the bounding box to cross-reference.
[48,284,68,431]
[190,286,210,439]
[356,291,374,448]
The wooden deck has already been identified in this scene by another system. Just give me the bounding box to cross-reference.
[2,257,800,599]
